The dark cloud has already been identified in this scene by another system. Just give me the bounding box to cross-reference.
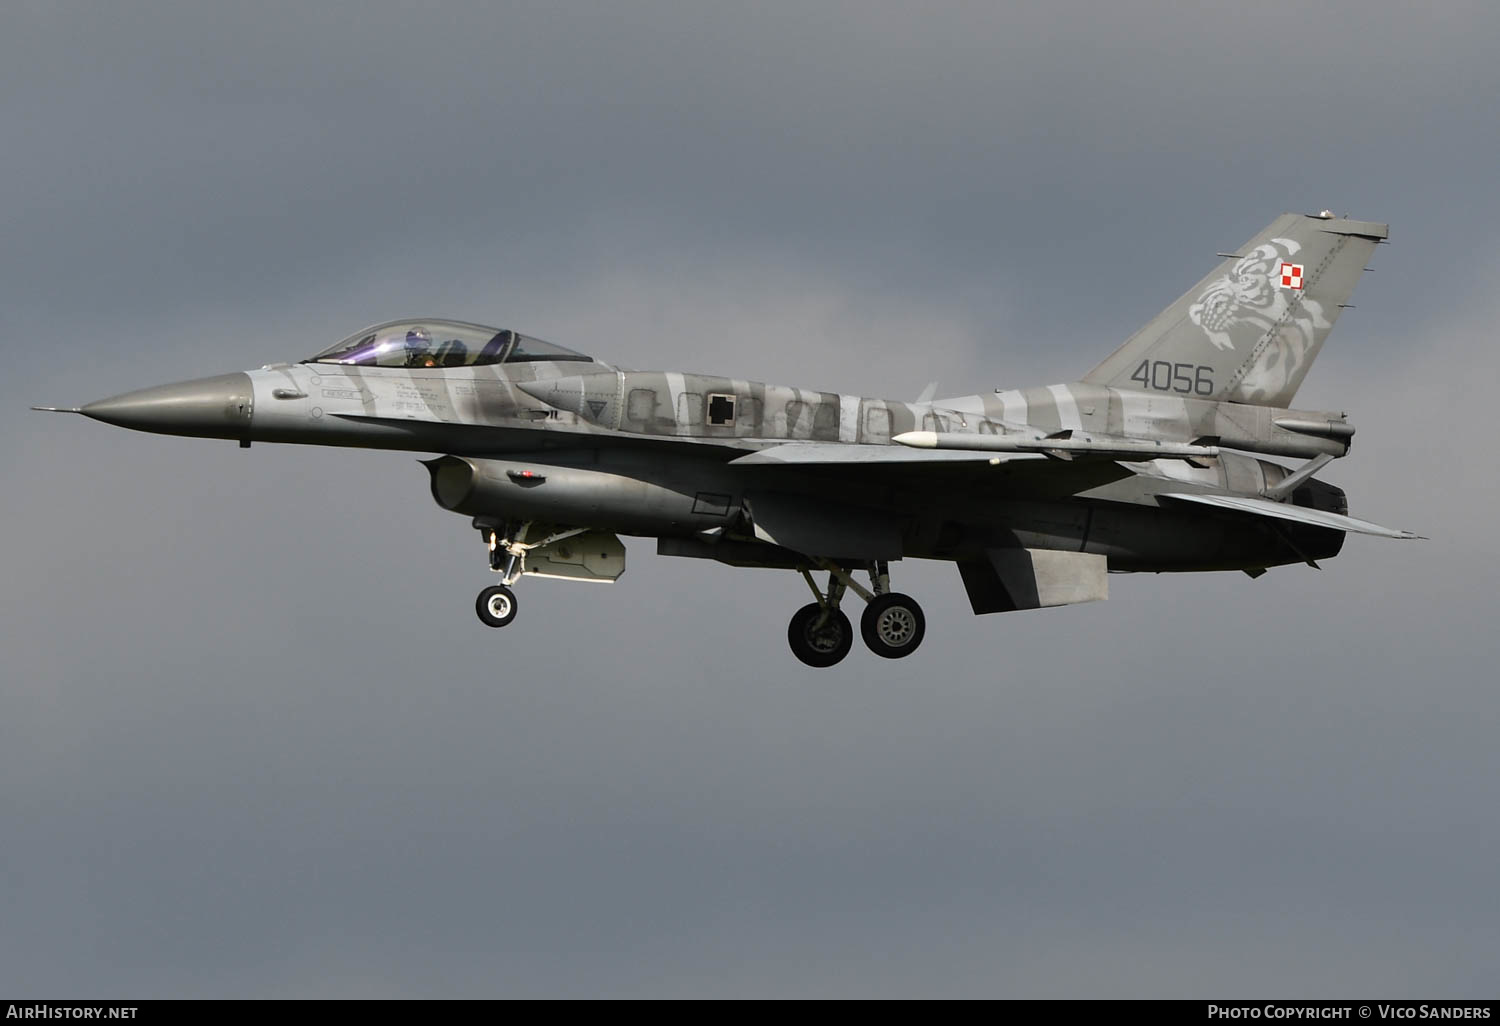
[3,1,1498,997]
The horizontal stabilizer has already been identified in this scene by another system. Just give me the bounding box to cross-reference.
[1161,492,1423,539]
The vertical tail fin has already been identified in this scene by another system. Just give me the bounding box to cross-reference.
[1082,212,1387,407]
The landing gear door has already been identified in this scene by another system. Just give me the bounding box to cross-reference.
[524,531,627,583]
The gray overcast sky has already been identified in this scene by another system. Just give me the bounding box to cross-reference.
[3,1,1498,997]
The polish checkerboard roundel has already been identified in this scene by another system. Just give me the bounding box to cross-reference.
[1279,262,1304,289]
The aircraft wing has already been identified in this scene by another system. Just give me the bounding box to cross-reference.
[729,441,1136,498]
[1160,492,1423,539]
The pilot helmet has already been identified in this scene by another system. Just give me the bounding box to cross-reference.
[404,327,432,361]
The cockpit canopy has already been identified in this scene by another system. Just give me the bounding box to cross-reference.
[307,320,594,369]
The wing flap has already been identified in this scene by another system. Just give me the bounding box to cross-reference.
[1161,492,1423,539]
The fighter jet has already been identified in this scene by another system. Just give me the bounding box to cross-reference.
[36,211,1419,667]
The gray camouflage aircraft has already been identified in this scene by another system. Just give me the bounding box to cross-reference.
[37,211,1419,666]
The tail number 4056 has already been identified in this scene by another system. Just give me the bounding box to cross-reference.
[1130,360,1214,396]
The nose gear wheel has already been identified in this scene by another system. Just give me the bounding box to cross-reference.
[476,584,518,627]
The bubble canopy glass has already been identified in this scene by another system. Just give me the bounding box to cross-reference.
[307,320,594,368]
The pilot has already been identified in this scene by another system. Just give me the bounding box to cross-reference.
[404,327,433,367]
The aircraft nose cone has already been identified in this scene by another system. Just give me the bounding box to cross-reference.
[81,372,254,439]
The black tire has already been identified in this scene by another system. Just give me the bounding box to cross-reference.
[860,593,926,658]
[476,584,518,628]
[787,602,854,668]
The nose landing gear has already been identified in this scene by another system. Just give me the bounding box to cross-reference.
[787,560,925,666]
[469,519,592,629]
[474,520,526,628]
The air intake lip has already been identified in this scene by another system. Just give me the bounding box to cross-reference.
[421,456,478,511]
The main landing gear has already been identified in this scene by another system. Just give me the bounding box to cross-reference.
[471,519,590,629]
[786,560,926,668]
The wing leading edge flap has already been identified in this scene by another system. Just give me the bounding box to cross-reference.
[1160,492,1423,539]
